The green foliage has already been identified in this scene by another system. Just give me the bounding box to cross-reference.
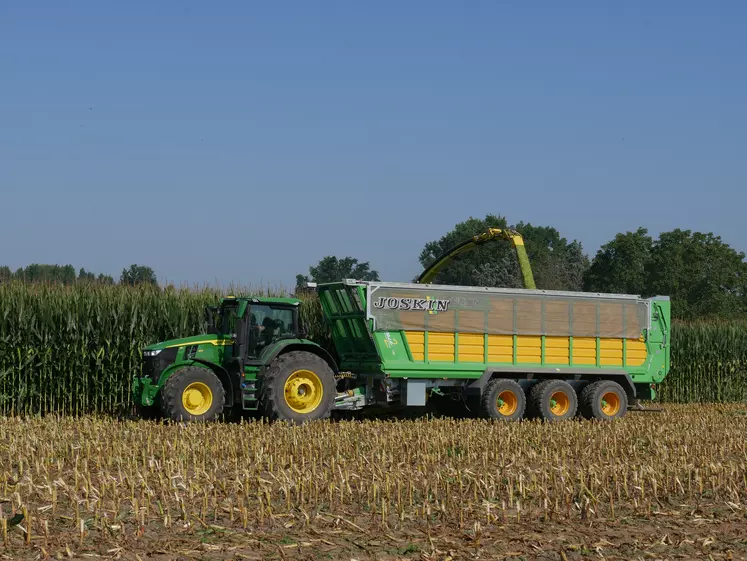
[658,320,747,403]
[12,264,78,284]
[583,227,653,295]
[0,264,116,285]
[297,256,380,288]
[418,214,589,291]
[646,229,747,320]
[78,268,115,285]
[120,264,158,286]
[584,227,747,319]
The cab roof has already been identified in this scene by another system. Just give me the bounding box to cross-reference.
[220,296,301,306]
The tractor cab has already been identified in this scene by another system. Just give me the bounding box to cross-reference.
[206,296,303,361]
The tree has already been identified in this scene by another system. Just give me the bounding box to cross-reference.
[1,264,117,285]
[645,229,747,320]
[418,214,589,291]
[585,227,747,319]
[97,273,115,285]
[297,256,380,289]
[79,268,114,284]
[12,264,77,284]
[78,268,95,282]
[120,264,157,286]
[514,222,589,291]
[583,227,653,295]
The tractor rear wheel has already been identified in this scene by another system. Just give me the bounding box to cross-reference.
[161,366,225,422]
[578,380,628,420]
[528,379,577,422]
[261,351,336,424]
[480,378,525,421]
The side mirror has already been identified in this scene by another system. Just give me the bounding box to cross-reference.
[205,306,218,334]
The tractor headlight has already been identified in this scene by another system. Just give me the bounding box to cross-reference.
[143,349,162,357]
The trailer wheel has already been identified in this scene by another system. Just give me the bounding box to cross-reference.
[578,380,627,420]
[261,351,336,424]
[528,379,577,422]
[480,378,525,421]
[161,366,225,422]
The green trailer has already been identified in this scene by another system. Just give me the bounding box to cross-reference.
[317,279,670,421]
[131,278,670,423]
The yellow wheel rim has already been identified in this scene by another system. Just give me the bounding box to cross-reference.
[182,382,213,416]
[284,369,324,414]
[549,391,570,416]
[496,390,518,416]
[601,391,621,416]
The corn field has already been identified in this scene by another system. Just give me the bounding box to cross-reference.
[0,405,746,559]
[0,281,745,416]
[659,320,747,403]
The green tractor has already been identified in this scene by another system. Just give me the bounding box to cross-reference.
[132,295,342,423]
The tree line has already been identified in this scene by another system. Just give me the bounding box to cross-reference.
[297,214,747,321]
[0,263,158,286]
[4,214,745,321]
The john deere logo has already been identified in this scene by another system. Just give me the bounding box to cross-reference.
[373,296,450,313]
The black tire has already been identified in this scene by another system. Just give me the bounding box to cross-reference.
[578,380,628,420]
[480,378,526,421]
[161,366,226,422]
[527,379,577,422]
[261,351,336,424]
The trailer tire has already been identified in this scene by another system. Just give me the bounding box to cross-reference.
[161,366,225,422]
[528,379,577,422]
[261,351,336,424]
[480,378,525,421]
[578,380,627,421]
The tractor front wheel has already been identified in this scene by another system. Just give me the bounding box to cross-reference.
[261,351,336,424]
[161,366,226,422]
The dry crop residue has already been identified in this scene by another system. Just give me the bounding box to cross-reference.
[0,404,746,560]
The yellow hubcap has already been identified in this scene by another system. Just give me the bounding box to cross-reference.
[182,382,213,416]
[601,391,621,416]
[284,369,324,414]
[549,391,570,416]
[496,390,518,416]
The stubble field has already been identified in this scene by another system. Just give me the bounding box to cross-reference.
[1,404,746,561]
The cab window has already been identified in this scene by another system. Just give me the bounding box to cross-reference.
[247,304,294,356]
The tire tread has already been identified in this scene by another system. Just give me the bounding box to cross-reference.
[480,378,526,420]
[161,366,225,422]
[260,351,336,423]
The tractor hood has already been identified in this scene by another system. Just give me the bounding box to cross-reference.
[143,334,234,352]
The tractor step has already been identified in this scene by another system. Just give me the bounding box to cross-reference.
[241,379,259,411]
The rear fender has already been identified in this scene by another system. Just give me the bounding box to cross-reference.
[262,340,339,374]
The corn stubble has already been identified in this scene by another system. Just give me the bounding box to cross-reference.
[0,404,745,553]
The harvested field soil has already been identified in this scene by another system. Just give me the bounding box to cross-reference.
[1,404,746,560]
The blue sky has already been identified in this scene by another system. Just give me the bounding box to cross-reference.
[2,1,745,289]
